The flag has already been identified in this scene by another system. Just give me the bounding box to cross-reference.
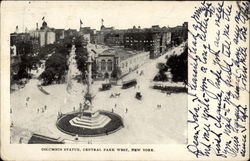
[42,16,45,20]
[80,19,83,25]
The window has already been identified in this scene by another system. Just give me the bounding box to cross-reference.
[107,59,113,71]
[101,60,106,71]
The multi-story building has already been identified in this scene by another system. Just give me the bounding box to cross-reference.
[10,44,21,84]
[79,27,96,42]
[104,30,126,47]
[95,25,114,45]
[54,29,65,41]
[123,26,172,59]
[38,21,56,46]
[28,21,56,47]
[96,48,149,79]
[170,22,188,46]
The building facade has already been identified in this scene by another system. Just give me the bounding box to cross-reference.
[28,21,56,47]
[38,21,56,46]
[104,30,126,47]
[96,48,149,79]
[123,26,172,59]
[55,29,65,41]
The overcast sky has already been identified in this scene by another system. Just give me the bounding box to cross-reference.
[3,1,195,33]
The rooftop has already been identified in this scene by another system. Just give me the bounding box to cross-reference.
[99,48,144,61]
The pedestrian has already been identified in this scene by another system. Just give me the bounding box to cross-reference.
[75,134,79,141]
[41,108,44,113]
[114,104,117,108]
[112,108,114,113]
[19,137,23,144]
[10,108,12,114]
[79,103,82,112]
[73,106,75,111]
[126,108,128,113]
[44,105,47,110]
[25,102,28,108]
[37,108,39,113]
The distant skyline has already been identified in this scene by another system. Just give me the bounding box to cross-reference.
[2,1,195,33]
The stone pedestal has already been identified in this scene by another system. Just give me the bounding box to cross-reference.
[69,110,111,129]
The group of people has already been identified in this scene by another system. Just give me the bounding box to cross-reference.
[111,103,128,114]
[25,96,30,108]
[136,70,144,76]
[157,104,162,109]
[37,105,47,113]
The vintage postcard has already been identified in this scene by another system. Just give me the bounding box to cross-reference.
[0,1,249,160]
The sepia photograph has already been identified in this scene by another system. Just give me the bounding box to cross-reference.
[1,1,249,161]
[9,1,188,144]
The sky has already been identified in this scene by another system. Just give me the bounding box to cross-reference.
[2,1,195,33]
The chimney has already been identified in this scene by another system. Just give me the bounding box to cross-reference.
[36,23,38,30]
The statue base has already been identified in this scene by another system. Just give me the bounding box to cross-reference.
[56,110,124,137]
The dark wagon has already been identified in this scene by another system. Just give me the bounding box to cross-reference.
[122,79,137,89]
[100,83,112,91]
[135,92,142,100]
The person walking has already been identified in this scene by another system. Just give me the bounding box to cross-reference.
[19,137,23,144]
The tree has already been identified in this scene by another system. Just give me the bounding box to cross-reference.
[14,41,39,80]
[166,47,187,82]
[111,67,122,80]
[153,47,187,83]
[74,35,97,80]
[39,39,70,85]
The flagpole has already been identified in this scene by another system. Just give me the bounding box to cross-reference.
[80,19,83,31]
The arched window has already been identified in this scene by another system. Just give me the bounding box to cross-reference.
[107,59,113,71]
[101,60,106,71]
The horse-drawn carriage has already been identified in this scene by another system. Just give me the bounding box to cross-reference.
[100,83,111,91]
[122,79,137,89]
[135,92,142,100]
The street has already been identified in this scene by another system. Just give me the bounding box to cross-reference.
[10,43,187,144]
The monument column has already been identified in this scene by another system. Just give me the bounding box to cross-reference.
[83,40,94,111]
